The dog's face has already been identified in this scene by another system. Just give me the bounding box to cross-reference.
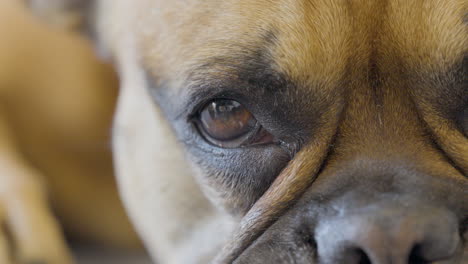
[31,0,467,263]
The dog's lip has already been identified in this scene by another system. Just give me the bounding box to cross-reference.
[228,210,468,264]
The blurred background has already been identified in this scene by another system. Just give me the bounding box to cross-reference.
[0,1,151,263]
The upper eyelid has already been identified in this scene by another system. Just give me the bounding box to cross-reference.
[184,85,248,119]
[144,56,294,121]
[144,68,247,122]
[185,87,220,118]
[182,71,291,119]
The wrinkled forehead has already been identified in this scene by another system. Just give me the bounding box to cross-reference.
[134,0,350,89]
[99,0,466,88]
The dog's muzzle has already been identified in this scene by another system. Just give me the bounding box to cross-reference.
[229,159,467,264]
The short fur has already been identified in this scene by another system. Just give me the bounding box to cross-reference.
[25,0,468,263]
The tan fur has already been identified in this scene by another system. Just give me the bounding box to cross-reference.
[0,1,140,263]
[383,0,468,173]
[25,0,468,263]
[102,1,467,262]
[88,0,468,262]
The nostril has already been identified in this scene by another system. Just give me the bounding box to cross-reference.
[297,229,317,248]
[413,222,461,262]
[338,248,371,264]
[315,207,461,264]
[306,236,317,250]
[408,245,430,264]
[355,249,371,264]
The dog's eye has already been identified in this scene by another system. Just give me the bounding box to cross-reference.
[195,99,273,148]
[200,100,255,140]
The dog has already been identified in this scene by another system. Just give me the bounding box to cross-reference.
[0,1,140,263]
[22,0,468,263]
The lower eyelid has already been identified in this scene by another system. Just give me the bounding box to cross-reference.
[248,127,276,145]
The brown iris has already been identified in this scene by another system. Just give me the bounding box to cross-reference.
[198,99,258,145]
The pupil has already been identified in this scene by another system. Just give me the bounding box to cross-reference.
[200,99,256,141]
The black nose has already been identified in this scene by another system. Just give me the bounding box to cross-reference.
[315,206,461,264]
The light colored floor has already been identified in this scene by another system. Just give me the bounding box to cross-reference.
[74,246,153,264]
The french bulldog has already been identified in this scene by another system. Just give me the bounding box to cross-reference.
[25,0,468,263]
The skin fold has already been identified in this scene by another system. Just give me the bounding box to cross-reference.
[22,0,468,263]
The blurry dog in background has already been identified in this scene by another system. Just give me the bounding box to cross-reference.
[5,0,468,263]
[0,1,139,263]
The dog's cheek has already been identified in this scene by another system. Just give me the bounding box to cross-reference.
[187,163,246,215]
[185,145,291,216]
[110,38,239,262]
